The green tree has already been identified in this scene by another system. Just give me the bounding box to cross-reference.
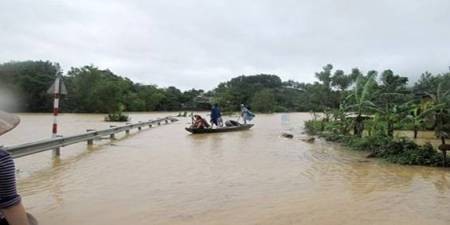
[331,69,353,91]
[401,102,444,138]
[159,86,183,111]
[425,83,450,135]
[181,89,205,109]
[346,74,377,137]
[331,69,354,107]
[65,66,131,113]
[0,60,60,112]
[376,70,410,137]
[315,64,333,88]
[251,89,276,112]
[349,68,363,81]
[212,74,283,111]
[414,72,450,95]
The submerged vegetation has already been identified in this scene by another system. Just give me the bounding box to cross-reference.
[305,120,444,166]
[304,65,450,167]
[104,104,129,122]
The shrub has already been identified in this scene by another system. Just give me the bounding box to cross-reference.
[105,112,129,122]
[304,120,322,135]
[304,119,445,167]
[374,140,442,166]
[346,135,391,151]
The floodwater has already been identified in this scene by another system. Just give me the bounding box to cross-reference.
[1,113,449,225]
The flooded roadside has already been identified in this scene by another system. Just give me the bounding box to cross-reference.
[1,113,449,225]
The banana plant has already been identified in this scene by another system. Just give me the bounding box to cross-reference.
[344,74,377,137]
[401,102,444,138]
[332,103,352,135]
[372,95,416,138]
[424,83,450,136]
[365,113,384,137]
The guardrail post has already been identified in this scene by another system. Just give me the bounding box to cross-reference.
[53,148,60,157]
[138,121,142,131]
[52,135,63,157]
[125,123,131,134]
[86,129,95,145]
[110,125,116,139]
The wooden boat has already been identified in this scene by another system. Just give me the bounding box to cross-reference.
[185,124,254,134]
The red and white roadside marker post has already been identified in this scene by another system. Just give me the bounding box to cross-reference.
[47,74,67,157]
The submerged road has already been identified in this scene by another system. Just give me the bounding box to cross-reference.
[1,113,449,225]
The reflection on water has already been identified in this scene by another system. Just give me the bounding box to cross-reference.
[1,113,449,225]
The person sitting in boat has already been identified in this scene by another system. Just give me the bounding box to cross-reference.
[240,104,255,124]
[210,104,223,128]
[192,115,210,129]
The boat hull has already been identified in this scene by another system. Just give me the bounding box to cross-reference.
[185,124,254,134]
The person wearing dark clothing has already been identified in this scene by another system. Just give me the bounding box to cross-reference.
[0,149,26,225]
[210,104,222,127]
[0,111,36,225]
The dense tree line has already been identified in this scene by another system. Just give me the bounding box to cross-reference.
[0,60,449,130]
[0,61,207,113]
[0,61,60,112]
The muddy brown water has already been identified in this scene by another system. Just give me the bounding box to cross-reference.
[0,113,449,225]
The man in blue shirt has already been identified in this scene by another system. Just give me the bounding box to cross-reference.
[210,104,222,128]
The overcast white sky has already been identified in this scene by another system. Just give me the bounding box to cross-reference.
[1,0,449,90]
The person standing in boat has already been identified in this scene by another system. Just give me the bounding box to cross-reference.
[210,104,223,128]
[0,111,37,225]
[240,104,255,124]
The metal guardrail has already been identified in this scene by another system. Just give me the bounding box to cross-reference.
[5,117,178,159]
